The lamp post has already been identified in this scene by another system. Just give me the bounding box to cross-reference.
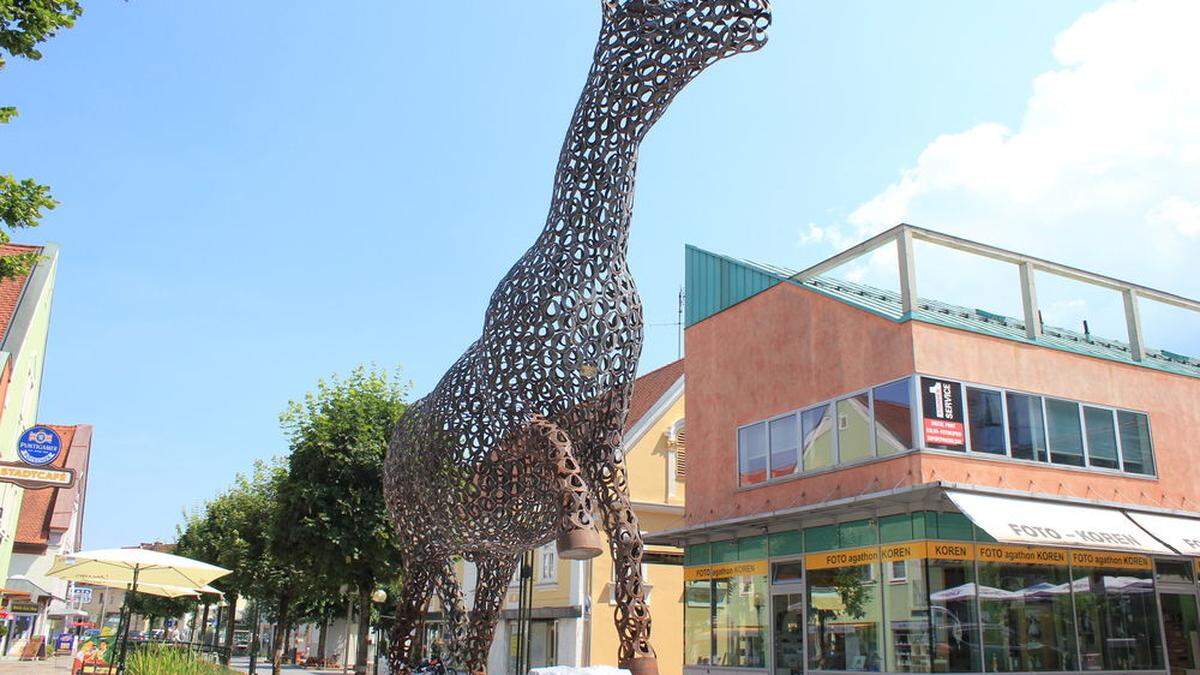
[370,589,387,675]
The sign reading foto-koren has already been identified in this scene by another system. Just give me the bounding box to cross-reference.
[921,377,965,449]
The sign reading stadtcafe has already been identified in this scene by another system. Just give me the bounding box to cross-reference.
[0,425,75,490]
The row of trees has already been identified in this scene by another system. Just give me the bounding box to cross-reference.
[174,365,410,675]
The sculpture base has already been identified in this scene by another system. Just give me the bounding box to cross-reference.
[557,529,604,560]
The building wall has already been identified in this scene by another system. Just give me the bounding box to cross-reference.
[910,321,1200,510]
[684,282,915,525]
[0,259,56,579]
[684,280,1200,528]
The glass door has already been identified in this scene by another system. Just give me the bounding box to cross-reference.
[1161,593,1200,675]
[773,592,806,675]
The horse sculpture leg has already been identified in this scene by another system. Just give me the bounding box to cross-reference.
[432,559,469,668]
[587,435,658,675]
[387,561,436,674]
[529,415,603,560]
[463,553,520,675]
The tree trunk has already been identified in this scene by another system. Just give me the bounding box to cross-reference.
[249,602,262,675]
[221,590,239,664]
[271,594,291,675]
[355,588,372,674]
[317,613,328,662]
[200,602,211,646]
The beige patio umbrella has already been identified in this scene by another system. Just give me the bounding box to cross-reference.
[84,578,224,599]
[47,548,230,670]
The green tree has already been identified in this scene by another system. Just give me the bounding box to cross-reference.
[276,365,409,675]
[126,592,195,634]
[0,0,82,278]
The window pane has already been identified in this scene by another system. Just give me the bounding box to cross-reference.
[1046,398,1085,467]
[884,557,930,672]
[1073,562,1162,671]
[967,387,1007,455]
[1007,392,1048,462]
[773,562,805,585]
[1118,411,1156,475]
[738,422,767,485]
[770,414,799,479]
[838,393,874,464]
[715,572,768,668]
[1083,407,1119,470]
[685,579,714,665]
[928,556,982,672]
[802,404,836,472]
[874,379,914,456]
[807,561,883,672]
[977,561,1077,671]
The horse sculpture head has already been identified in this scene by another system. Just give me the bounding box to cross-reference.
[590,0,772,138]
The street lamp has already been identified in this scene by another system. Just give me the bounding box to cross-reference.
[371,589,387,675]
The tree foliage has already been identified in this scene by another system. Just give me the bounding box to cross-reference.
[0,0,83,279]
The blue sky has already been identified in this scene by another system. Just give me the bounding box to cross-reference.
[3,1,1197,549]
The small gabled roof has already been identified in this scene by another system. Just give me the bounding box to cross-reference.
[0,244,45,342]
[684,245,1200,380]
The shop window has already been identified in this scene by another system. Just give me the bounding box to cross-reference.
[738,421,768,485]
[874,379,914,456]
[802,403,836,472]
[880,513,916,544]
[804,524,839,553]
[684,579,714,666]
[838,392,873,464]
[977,560,1077,672]
[807,560,883,671]
[713,540,739,563]
[1118,411,1155,475]
[1155,559,1194,584]
[770,414,799,479]
[840,519,879,549]
[685,543,711,566]
[1082,406,1119,470]
[774,593,807,675]
[1006,392,1048,462]
[769,531,803,558]
[773,562,805,585]
[1045,398,1086,467]
[714,572,768,668]
[508,619,557,671]
[739,535,768,561]
[884,557,929,672]
[928,555,982,673]
[1072,562,1162,671]
[966,387,1006,455]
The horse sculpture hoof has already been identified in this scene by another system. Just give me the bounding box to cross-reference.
[622,656,660,675]
[557,528,604,560]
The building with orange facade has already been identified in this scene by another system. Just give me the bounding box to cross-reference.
[647,225,1200,675]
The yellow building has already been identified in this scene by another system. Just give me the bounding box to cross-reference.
[430,359,687,674]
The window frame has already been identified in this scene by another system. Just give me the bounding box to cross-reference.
[735,377,915,489]
[917,372,1158,479]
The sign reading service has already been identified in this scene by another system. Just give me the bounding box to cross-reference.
[921,377,965,449]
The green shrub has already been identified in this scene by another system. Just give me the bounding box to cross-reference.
[126,644,232,675]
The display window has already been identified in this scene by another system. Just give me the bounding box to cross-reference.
[1071,554,1162,671]
[806,548,883,672]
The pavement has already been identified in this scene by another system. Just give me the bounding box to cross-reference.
[0,655,75,671]
[229,656,388,674]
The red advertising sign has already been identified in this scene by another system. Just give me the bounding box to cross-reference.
[921,377,965,449]
[923,417,965,446]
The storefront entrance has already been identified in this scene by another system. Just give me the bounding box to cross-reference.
[772,561,805,675]
[1158,560,1200,675]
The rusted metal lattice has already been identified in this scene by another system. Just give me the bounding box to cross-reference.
[383,2,770,673]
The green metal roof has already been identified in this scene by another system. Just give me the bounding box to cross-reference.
[684,245,1200,380]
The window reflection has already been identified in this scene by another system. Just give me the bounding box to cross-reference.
[808,563,883,671]
[770,414,799,479]
[685,579,713,665]
[802,404,835,472]
[1046,398,1085,467]
[1118,411,1155,475]
[738,422,767,485]
[977,562,1077,672]
[715,573,768,668]
[1083,407,1119,470]
[874,379,914,456]
[838,393,874,464]
[928,556,982,672]
[1073,564,1162,671]
[884,558,930,672]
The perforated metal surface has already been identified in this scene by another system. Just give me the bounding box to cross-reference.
[383,2,770,672]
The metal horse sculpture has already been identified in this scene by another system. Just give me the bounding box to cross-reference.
[384,1,770,672]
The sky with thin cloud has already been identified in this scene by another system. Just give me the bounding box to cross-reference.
[2,1,1193,547]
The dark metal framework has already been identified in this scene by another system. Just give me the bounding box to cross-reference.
[383,2,770,673]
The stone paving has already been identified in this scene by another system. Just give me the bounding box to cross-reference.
[0,655,74,672]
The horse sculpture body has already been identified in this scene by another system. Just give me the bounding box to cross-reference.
[383,2,770,672]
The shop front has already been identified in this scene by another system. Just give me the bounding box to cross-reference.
[678,503,1200,675]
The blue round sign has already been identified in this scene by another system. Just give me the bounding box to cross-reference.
[18,426,61,466]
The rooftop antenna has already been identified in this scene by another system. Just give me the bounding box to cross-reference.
[677,286,685,359]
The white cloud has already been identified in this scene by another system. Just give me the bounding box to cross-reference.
[825,0,1200,352]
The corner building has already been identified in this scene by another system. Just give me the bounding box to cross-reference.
[647,225,1200,675]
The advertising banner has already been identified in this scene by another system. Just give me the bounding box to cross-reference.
[921,377,965,449]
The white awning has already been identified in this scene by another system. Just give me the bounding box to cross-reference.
[1125,511,1200,556]
[946,491,1172,555]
